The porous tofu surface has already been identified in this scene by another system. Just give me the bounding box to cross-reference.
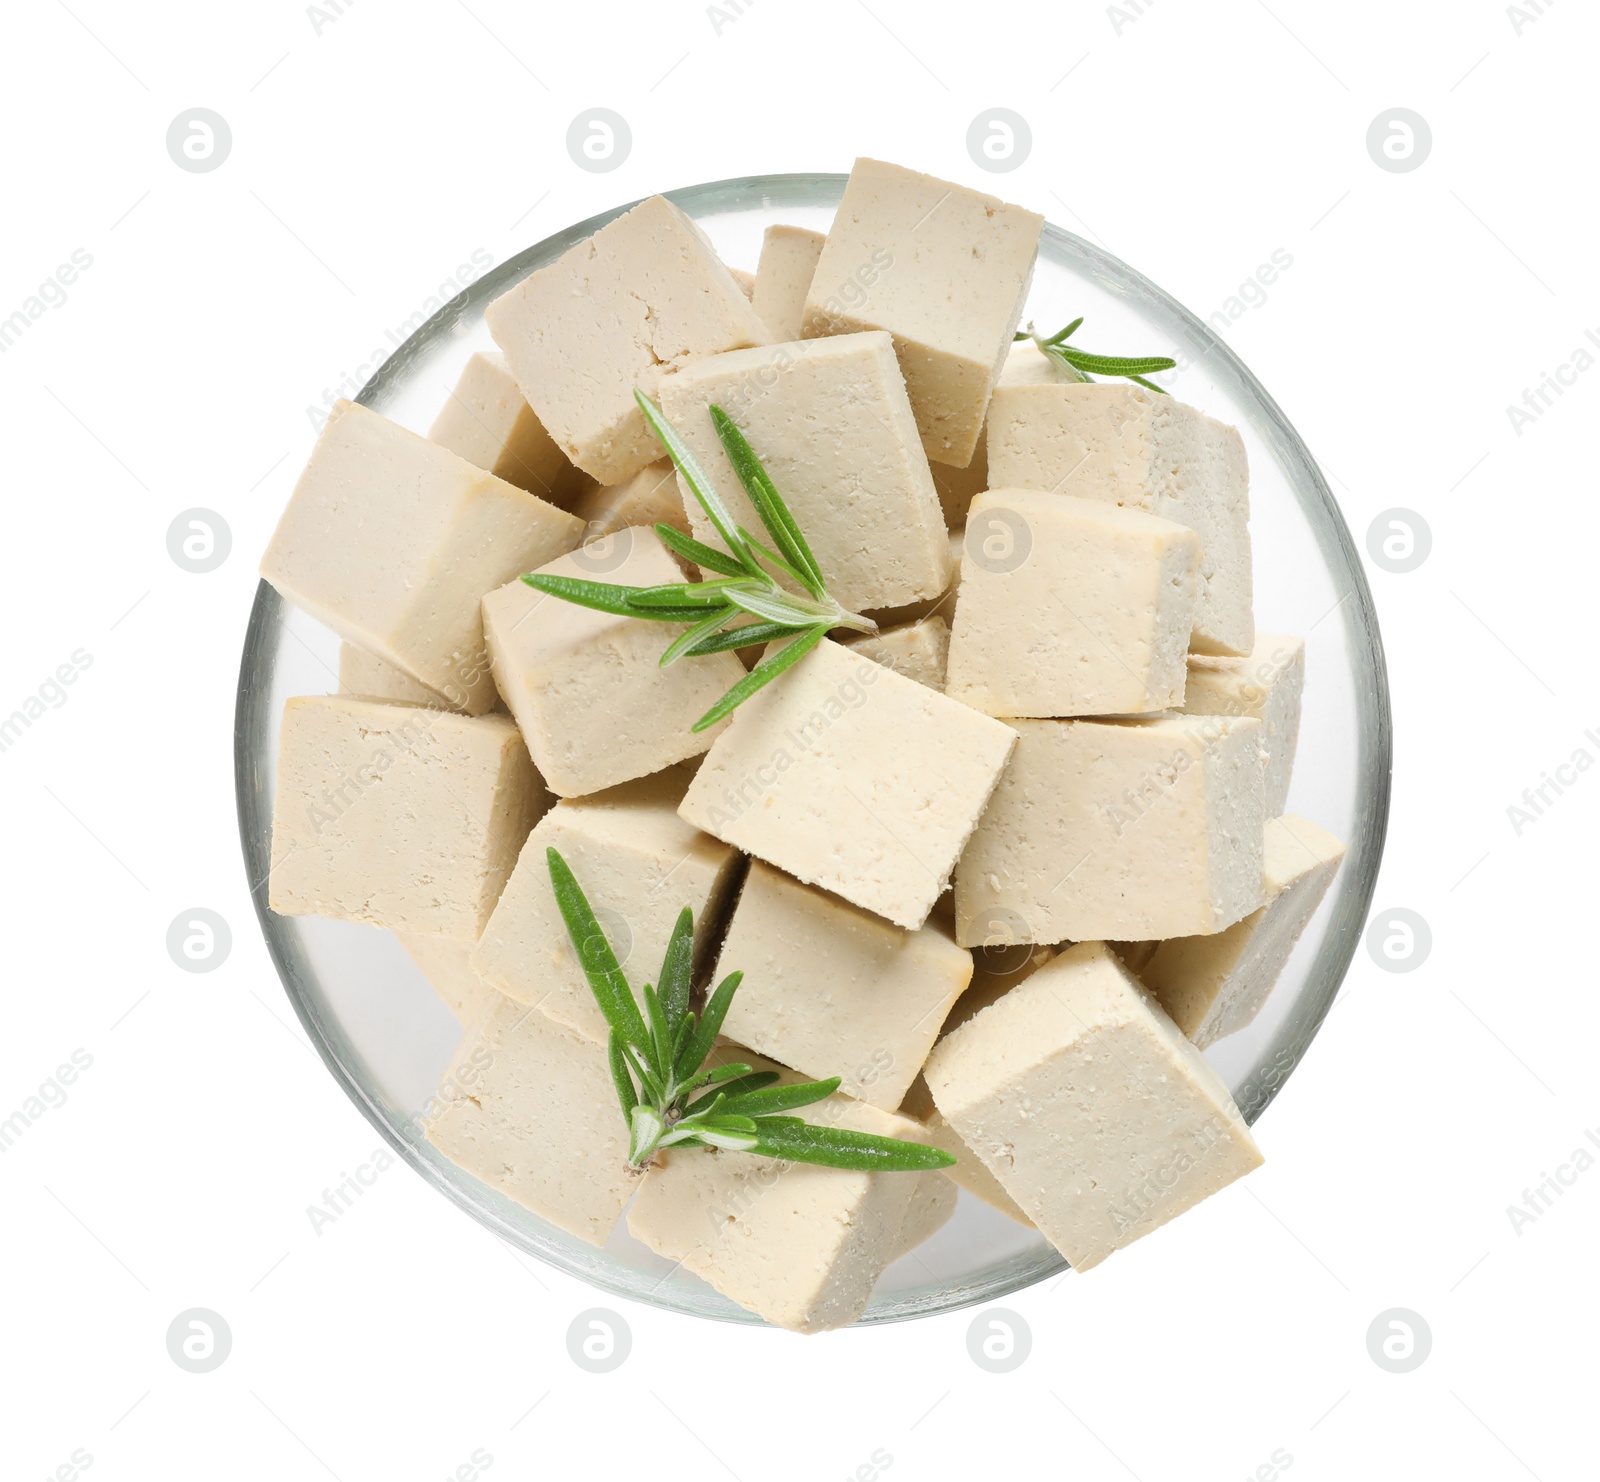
[751,224,826,341]
[470,767,743,1042]
[802,158,1043,469]
[659,331,952,613]
[427,350,585,508]
[397,932,503,1024]
[1143,814,1345,1047]
[954,714,1265,946]
[486,194,773,484]
[1182,635,1305,816]
[946,490,1201,718]
[716,860,974,1109]
[924,942,1263,1270]
[425,996,635,1246]
[569,460,690,543]
[626,1096,932,1332]
[261,399,583,713]
[680,639,1017,930]
[839,616,950,691]
[338,642,453,710]
[987,383,1253,655]
[482,528,748,797]
[269,696,546,941]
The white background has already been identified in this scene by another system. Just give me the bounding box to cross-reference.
[1,1,1593,1477]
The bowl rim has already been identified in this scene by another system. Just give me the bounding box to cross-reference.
[235,170,1392,1326]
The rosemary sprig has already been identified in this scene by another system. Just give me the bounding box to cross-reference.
[547,847,954,1174]
[522,390,877,732]
[1015,317,1176,394]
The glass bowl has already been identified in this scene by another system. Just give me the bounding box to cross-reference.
[234,173,1390,1325]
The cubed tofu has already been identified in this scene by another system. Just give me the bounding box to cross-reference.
[626,1097,931,1331]
[987,383,1253,655]
[1181,635,1305,816]
[427,350,586,508]
[893,1169,960,1261]
[998,339,1079,387]
[262,400,582,714]
[802,159,1043,469]
[398,932,502,1025]
[924,941,1263,1271]
[570,460,691,543]
[864,529,965,630]
[946,491,1201,718]
[339,642,453,709]
[470,768,744,1043]
[839,616,950,690]
[269,697,546,940]
[751,224,826,340]
[728,266,756,299]
[717,860,973,1109]
[680,639,1017,930]
[955,714,1265,946]
[486,195,773,484]
[482,529,749,797]
[1142,815,1345,1048]
[658,332,951,613]
[425,996,634,1245]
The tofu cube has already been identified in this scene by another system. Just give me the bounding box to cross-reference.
[569,460,690,543]
[262,400,583,714]
[946,490,1201,718]
[987,383,1254,655]
[717,860,973,1109]
[398,932,502,1025]
[425,996,634,1245]
[471,768,743,1043]
[626,1097,933,1331]
[863,529,965,631]
[802,159,1043,469]
[751,224,826,340]
[339,642,453,709]
[427,350,585,508]
[728,266,756,299]
[482,529,749,797]
[658,332,951,613]
[680,639,1017,930]
[924,942,1263,1271]
[839,616,950,691]
[1181,635,1305,816]
[1142,814,1345,1047]
[955,715,1265,946]
[486,195,773,484]
[269,697,546,940]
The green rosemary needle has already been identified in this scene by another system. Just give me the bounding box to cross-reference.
[1014,317,1176,394]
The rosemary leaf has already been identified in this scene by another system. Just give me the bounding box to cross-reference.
[658,605,739,667]
[711,406,826,598]
[546,847,648,1050]
[635,389,754,570]
[657,908,694,1033]
[677,971,742,1077]
[653,523,748,579]
[691,624,827,733]
[682,620,802,657]
[714,1077,842,1118]
[747,1117,957,1172]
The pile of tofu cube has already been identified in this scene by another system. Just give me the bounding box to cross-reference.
[261,158,1347,1332]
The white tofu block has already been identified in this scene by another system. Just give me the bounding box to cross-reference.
[425,996,634,1246]
[570,461,691,543]
[269,697,546,941]
[1143,815,1345,1047]
[751,224,826,341]
[482,529,749,797]
[1110,940,1159,975]
[680,639,1017,930]
[728,266,756,299]
[1181,635,1305,816]
[924,942,1263,1271]
[262,400,583,714]
[471,768,743,1042]
[839,616,950,691]
[863,530,965,630]
[627,1097,930,1331]
[917,1111,1033,1227]
[987,383,1253,655]
[717,860,973,1109]
[427,350,585,508]
[998,339,1079,386]
[955,715,1265,946]
[802,159,1043,469]
[486,195,773,484]
[659,332,951,613]
[398,932,502,1024]
[339,642,453,709]
[946,490,1202,718]
[893,1169,959,1260]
